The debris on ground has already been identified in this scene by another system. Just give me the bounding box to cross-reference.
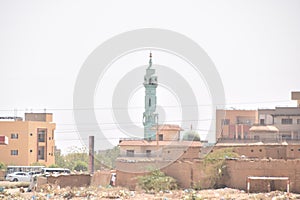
[0,185,299,199]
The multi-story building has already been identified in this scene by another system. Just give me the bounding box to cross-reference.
[257,92,300,141]
[0,113,56,166]
[258,108,300,140]
[216,109,258,141]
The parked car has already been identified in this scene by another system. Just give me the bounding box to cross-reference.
[5,172,31,182]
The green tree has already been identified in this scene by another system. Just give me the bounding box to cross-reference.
[30,162,45,166]
[74,161,88,171]
[182,131,201,141]
[48,164,59,168]
[54,146,89,171]
[94,146,120,169]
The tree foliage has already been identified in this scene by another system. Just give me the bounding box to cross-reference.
[138,170,177,193]
[0,162,6,170]
[74,161,88,171]
[182,131,201,141]
[94,146,120,169]
[54,146,120,171]
[203,148,239,188]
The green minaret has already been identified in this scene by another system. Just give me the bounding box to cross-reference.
[143,53,158,140]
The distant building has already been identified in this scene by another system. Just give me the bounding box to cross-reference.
[118,124,195,159]
[0,113,56,166]
[117,54,202,166]
[258,91,300,141]
[216,109,258,141]
[249,125,279,142]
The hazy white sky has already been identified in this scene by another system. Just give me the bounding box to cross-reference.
[0,0,299,153]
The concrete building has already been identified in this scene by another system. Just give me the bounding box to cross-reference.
[0,113,56,166]
[216,109,258,141]
[118,124,195,159]
[258,92,300,141]
[248,125,279,142]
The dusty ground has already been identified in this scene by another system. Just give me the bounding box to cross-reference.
[0,185,299,200]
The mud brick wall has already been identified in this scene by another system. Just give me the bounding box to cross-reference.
[47,174,91,188]
[224,159,300,193]
[91,170,111,187]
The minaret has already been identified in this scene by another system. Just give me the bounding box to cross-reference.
[143,53,158,140]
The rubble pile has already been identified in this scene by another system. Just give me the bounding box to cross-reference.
[0,186,300,199]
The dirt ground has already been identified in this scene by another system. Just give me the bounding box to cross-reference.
[0,185,300,199]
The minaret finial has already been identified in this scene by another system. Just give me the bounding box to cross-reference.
[148,52,152,69]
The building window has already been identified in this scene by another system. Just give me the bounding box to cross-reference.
[126,150,134,157]
[259,149,262,152]
[11,150,18,156]
[254,135,260,140]
[251,149,254,152]
[221,119,230,125]
[38,129,46,142]
[30,149,32,153]
[282,118,293,125]
[260,119,265,125]
[159,134,163,141]
[149,98,151,107]
[30,133,33,136]
[291,149,294,151]
[297,119,300,124]
[38,146,45,160]
[11,133,18,139]
[146,150,151,157]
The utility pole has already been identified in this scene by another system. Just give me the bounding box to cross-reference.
[89,136,94,174]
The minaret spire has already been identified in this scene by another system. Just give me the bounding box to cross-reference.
[143,53,158,140]
[148,52,152,69]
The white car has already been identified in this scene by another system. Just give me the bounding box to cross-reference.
[5,172,31,182]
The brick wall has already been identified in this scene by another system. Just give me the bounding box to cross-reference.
[224,159,300,193]
[116,159,300,193]
[47,174,91,188]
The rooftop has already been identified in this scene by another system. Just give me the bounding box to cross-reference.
[119,140,202,147]
[249,125,279,132]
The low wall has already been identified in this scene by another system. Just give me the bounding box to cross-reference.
[116,159,300,193]
[47,174,91,188]
[91,170,112,187]
[224,159,300,193]
[37,171,113,189]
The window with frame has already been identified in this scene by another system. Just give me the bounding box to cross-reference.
[297,119,300,124]
[146,150,151,157]
[221,119,230,125]
[11,150,18,156]
[126,150,134,157]
[159,134,163,141]
[282,118,293,125]
[11,133,18,139]
[38,129,46,142]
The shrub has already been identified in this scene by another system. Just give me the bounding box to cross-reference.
[138,170,177,193]
[203,148,239,188]
[0,162,6,170]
